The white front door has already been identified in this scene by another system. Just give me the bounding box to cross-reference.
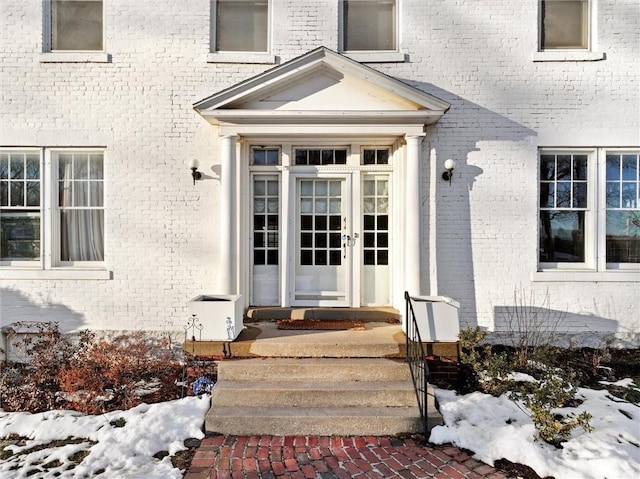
[249,145,393,308]
[292,175,352,306]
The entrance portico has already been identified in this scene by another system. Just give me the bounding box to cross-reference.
[194,47,449,313]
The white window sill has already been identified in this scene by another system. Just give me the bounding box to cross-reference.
[40,52,111,63]
[0,268,112,280]
[531,270,640,282]
[532,51,605,62]
[343,51,406,63]
[207,52,276,64]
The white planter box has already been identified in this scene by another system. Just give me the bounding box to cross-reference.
[406,295,460,342]
[187,294,245,341]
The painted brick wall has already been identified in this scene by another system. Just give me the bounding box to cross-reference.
[1,1,638,346]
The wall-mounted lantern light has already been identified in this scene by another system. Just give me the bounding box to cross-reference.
[189,159,202,185]
[442,159,456,185]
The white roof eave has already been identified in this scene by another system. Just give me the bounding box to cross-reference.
[200,109,446,126]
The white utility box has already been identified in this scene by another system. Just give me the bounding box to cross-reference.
[186,294,245,341]
[407,295,460,342]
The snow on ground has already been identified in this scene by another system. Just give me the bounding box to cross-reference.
[431,384,640,479]
[0,395,210,479]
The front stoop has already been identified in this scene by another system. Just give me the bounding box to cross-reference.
[206,358,443,437]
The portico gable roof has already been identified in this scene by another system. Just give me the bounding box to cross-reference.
[193,47,450,136]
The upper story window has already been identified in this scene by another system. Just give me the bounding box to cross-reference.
[1,149,105,270]
[538,148,640,273]
[50,0,104,51]
[540,0,589,50]
[342,0,397,52]
[212,0,269,53]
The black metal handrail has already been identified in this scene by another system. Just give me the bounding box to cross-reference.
[404,291,431,440]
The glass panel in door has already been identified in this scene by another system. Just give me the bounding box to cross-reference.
[362,174,390,305]
[294,177,349,305]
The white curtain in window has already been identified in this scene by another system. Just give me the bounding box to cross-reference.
[59,158,104,261]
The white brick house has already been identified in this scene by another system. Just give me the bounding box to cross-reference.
[1,0,638,348]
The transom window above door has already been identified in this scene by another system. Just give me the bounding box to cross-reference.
[295,148,348,166]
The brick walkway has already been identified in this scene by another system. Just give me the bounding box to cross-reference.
[184,436,516,479]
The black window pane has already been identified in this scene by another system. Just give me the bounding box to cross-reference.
[364,215,375,230]
[295,150,308,165]
[315,215,327,230]
[539,210,585,262]
[267,215,278,230]
[301,250,312,265]
[1,215,40,260]
[0,181,7,206]
[267,250,278,265]
[254,250,265,265]
[301,233,313,248]
[363,150,375,165]
[540,155,555,180]
[377,232,388,247]
[301,215,313,230]
[364,232,375,247]
[573,155,587,180]
[377,215,388,230]
[315,233,327,248]
[540,183,555,208]
[377,250,388,265]
[573,183,587,208]
[254,216,265,230]
[254,232,264,247]
[329,215,341,230]
[329,250,341,265]
[309,150,320,165]
[0,156,7,179]
[10,182,24,206]
[364,250,375,265]
[322,150,334,165]
[329,233,341,248]
[377,149,389,164]
[315,250,327,265]
[334,150,347,164]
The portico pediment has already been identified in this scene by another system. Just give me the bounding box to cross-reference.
[193,47,449,135]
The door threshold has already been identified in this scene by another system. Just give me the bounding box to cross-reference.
[246,306,400,323]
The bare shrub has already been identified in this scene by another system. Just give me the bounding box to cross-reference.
[0,323,182,414]
[498,287,566,368]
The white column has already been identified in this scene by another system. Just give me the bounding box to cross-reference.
[405,135,424,296]
[220,135,236,294]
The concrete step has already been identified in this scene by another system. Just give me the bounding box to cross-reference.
[186,322,406,358]
[216,358,411,381]
[206,406,426,436]
[206,357,443,436]
[212,379,417,407]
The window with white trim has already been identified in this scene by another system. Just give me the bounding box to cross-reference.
[538,149,640,271]
[48,0,104,51]
[0,149,105,268]
[212,0,269,53]
[342,0,397,52]
[540,0,589,50]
